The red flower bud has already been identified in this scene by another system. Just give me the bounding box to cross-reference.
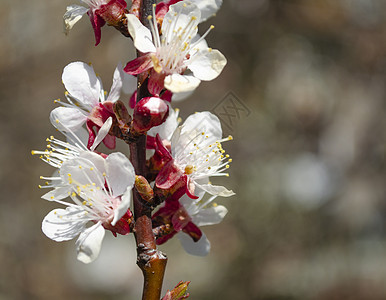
[132,97,169,134]
[96,0,127,27]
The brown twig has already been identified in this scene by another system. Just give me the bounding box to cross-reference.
[130,1,168,299]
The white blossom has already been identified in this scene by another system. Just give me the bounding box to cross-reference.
[125,1,226,94]
[171,111,235,197]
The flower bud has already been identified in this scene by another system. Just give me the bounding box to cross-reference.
[132,97,169,134]
[135,175,154,203]
[161,281,190,300]
[97,0,127,27]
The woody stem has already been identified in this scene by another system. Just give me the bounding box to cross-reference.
[130,1,167,300]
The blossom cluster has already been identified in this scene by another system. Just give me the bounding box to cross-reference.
[34,0,233,263]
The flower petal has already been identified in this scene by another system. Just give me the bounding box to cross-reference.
[162,1,200,44]
[63,5,88,35]
[61,157,105,188]
[187,49,227,81]
[171,112,222,155]
[50,107,87,132]
[106,63,124,102]
[126,14,156,53]
[78,151,106,175]
[197,183,235,197]
[178,232,211,256]
[190,0,222,22]
[41,187,71,201]
[105,152,135,197]
[192,205,227,227]
[164,74,201,93]
[148,104,179,141]
[76,222,105,263]
[90,117,113,151]
[62,62,101,108]
[122,71,138,95]
[112,186,132,226]
[171,89,194,102]
[42,207,87,242]
[124,55,154,75]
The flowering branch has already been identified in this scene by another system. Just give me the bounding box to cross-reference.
[36,1,231,299]
[130,1,167,299]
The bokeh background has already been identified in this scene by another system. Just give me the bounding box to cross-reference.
[1,0,386,299]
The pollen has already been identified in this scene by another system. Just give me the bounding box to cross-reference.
[185,165,194,175]
[55,119,59,124]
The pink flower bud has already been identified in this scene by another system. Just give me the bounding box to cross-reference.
[132,97,169,134]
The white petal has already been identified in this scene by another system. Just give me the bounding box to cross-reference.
[62,62,101,108]
[164,74,201,93]
[183,112,222,138]
[112,186,132,226]
[50,107,87,132]
[78,151,106,175]
[63,5,88,34]
[90,117,113,151]
[105,152,135,197]
[106,63,124,102]
[189,34,209,52]
[122,71,138,95]
[126,14,156,53]
[178,232,211,256]
[41,187,71,201]
[190,0,222,22]
[198,183,235,197]
[42,207,87,242]
[162,2,200,44]
[148,104,179,140]
[61,157,105,188]
[171,89,194,102]
[192,205,227,227]
[71,126,89,146]
[76,223,105,264]
[187,49,227,81]
[171,112,222,154]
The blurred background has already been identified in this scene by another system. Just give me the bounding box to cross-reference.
[1,0,386,299]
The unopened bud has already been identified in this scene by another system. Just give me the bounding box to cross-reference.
[135,175,154,203]
[97,0,127,27]
[162,281,190,300]
[132,97,169,134]
[113,100,132,129]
